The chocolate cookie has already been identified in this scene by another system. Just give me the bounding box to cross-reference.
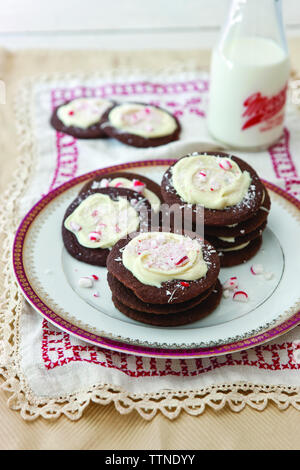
[79,171,163,213]
[218,236,263,268]
[106,232,220,304]
[206,221,267,249]
[62,187,152,266]
[112,280,222,326]
[107,272,215,314]
[51,97,115,139]
[101,102,181,148]
[161,152,265,226]
[204,187,271,237]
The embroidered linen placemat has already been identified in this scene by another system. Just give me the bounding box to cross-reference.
[2,48,300,422]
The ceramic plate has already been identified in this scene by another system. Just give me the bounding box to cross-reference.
[13,160,300,358]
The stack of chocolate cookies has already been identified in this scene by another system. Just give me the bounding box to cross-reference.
[161,151,270,267]
[106,231,222,326]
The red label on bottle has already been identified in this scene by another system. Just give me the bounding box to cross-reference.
[242,84,287,131]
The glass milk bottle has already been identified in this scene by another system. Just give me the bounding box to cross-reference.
[207,0,290,150]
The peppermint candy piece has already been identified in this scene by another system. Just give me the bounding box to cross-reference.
[250,264,264,275]
[233,291,248,302]
[222,289,231,299]
[78,277,93,288]
[219,159,232,171]
[70,221,81,232]
[175,255,189,266]
[223,276,238,291]
[197,171,207,182]
[210,180,221,191]
[89,232,101,242]
[99,178,109,188]
[132,179,146,193]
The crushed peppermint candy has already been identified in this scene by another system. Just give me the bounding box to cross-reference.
[222,276,249,302]
[233,291,248,302]
[93,291,100,298]
[250,264,273,280]
[166,288,178,303]
[196,171,207,181]
[100,178,110,188]
[222,289,231,299]
[132,179,146,193]
[223,276,238,291]
[250,264,264,275]
[89,232,101,242]
[219,159,232,171]
[70,221,81,232]
[175,255,189,266]
[78,277,93,288]
[210,180,221,191]
[130,236,200,272]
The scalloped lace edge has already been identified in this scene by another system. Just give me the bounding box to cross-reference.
[1,69,300,421]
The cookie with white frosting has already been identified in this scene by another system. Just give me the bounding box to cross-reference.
[161,152,269,266]
[106,231,220,305]
[79,171,163,214]
[62,187,152,266]
[161,152,265,226]
[51,98,115,138]
[101,102,181,147]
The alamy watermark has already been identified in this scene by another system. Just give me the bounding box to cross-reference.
[128,201,204,241]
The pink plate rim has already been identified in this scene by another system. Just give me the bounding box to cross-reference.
[12,159,300,358]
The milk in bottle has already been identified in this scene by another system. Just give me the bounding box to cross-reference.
[208,0,290,150]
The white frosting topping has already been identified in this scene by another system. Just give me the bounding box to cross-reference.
[91,176,161,213]
[218,236,235,243]
[64,193,139,249]
[122,232,208,287]
[172,154,251,209]
[57,98,112,129]
[107,103,178,138]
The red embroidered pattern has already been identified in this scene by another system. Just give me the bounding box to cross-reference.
[41,320,300,374]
